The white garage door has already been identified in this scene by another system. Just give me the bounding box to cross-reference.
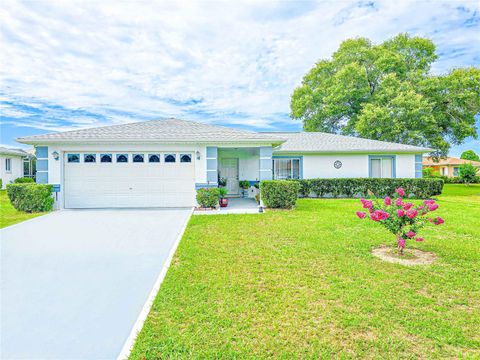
[64,152,195,208]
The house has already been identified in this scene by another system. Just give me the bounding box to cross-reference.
[0,147,35,189]
[17,118,429,208]
[423,156,480,177]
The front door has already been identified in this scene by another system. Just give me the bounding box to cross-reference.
[220,158,239,195]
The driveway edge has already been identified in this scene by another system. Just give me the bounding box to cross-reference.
[117,207,194,360]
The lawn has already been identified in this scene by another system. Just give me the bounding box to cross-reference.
[131,184,480,359]
[0,190,46,229]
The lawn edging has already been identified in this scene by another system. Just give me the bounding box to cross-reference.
[117,207,194,360]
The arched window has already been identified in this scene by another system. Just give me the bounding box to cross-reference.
[133,154,144,163]
[84,154,96,163]
[149,154,160,163]
[180,154,191,163]
[100,154,112,163]
[116,154,128,163]
[164,154,176,163]
[67,154,80,163]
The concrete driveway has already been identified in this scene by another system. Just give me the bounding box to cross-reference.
[0,208,192,359]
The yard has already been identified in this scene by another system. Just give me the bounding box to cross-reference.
[0,190,46,229]
[131,184,480,359]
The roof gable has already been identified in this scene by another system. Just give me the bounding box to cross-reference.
[17,119,285,144]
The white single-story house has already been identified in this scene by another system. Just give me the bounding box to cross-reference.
[17,118,428,208]
[0,147,35,189]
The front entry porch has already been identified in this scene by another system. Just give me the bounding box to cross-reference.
[194,197,261,215]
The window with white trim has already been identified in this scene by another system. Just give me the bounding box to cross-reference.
[180,154,192,163]
[133,154,144,163]
[370,157,393,178]
[5,158,11,172]
[67,154,80,163]
[272,158,300,180]
[164,154,176,163]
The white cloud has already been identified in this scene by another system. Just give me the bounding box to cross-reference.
[0,0,479,132]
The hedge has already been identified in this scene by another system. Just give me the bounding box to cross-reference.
[14,177,35,183]
[6,183,54,212]
[295,178,444,199]
[196,188,220,208]
[260,180,300,209]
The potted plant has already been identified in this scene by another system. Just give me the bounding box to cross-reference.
[239,180,250,198]
[219,187,228,207]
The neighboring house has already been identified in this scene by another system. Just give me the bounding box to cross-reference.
[17,118,429,209]
[0,147,35,189]
[423,157,480,177]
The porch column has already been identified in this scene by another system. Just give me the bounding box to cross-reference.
[259,146,273,181]
[206,146,218,184]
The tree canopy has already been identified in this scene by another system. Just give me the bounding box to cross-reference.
[290,33,480,157]
[460,150,479,161]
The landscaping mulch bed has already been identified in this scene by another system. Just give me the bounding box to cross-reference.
[372,245,437,266]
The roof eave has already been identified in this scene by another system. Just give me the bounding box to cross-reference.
[273,148,432,154]
[16,138,286,146]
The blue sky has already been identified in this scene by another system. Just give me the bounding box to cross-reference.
[1,0,479,156]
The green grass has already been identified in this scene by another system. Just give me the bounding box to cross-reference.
[0,190,46,229]
[131,184,480,358]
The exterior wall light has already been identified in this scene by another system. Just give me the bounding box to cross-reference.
[52,151,60,160]
[196,150,201,160]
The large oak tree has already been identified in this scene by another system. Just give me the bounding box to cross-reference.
[290,33,480,157]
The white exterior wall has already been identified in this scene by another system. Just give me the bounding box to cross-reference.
[287,153,417,179]
[395,154,416,178]
[0,155,24,188]
[302,154,369,178]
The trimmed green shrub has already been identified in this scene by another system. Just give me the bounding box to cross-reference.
[196,188,220,208]
[0,178,2,189]
[260,180,300,209]
[6,183,54,212]
[14,177,35,184]
[443,176,480,184]
[295,178,444,199]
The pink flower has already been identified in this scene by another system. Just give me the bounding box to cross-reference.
[415,237,424,242]
[424,199,436,205]
[418,205,424,210]
[397,209,405,217]
[395,187,405,197]
[406,230,416,238]
[397,238,406,248]
[370,210,390,221]
[434,217,444,225]
[360,198,373,209]
[427,203,439,211]
[356,211,367,219]
[384,196,392,206]
[402,202,414,211]
[395,197,403,207]
[406,209,418,219]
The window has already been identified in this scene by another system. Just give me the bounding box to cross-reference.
[180,154,192,163]
[133,154,144,163]
[84,154,96,163]
[5,158,11,172]
[149,154,160,163]
[273,158,300,180]
[453,167,459,176]
[67,153,80,163]
[100,154,112,163]
[23,158,31,177]
[164,154,176,163]
[116,154,128,163]
[370,157,394,178]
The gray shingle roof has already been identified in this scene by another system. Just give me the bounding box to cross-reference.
[267,132,431,153]
[17,119,286,144]
[0,146,31,157]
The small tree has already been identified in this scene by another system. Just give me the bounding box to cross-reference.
[460,150,480,161]
[356,187,444,254]
[458,163,478,185]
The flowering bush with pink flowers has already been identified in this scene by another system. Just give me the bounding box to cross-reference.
[356,187,444,254]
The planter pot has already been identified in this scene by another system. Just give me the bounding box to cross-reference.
[241,189,249,198]
[219,198,229,207]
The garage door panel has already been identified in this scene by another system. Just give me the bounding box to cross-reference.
[64,152,196,208]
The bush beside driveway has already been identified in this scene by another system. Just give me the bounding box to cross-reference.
[130,184,480,359]
[0,190,46,229]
